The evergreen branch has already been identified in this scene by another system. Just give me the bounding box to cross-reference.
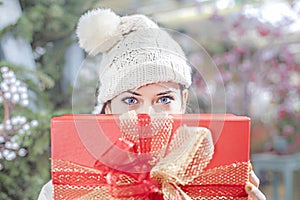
[0,61,55,89]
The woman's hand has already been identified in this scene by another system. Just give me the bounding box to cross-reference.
[245,164,266,200]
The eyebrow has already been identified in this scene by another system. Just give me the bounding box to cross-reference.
[125,90,142,96]
[125,89,175,96]
[156,90,175,96]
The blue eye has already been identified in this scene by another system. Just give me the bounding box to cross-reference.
[122,97,138,105]
[157,96,174,104]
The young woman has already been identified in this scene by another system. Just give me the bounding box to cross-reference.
[38,9,266,200]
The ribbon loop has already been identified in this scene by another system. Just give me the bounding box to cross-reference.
[151,126,214,199]
[151,126,214,184]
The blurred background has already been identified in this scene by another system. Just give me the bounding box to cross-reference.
[0,0,299,199]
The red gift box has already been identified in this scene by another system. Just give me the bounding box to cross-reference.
[51,114,250,199]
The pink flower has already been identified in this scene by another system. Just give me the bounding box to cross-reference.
[277,107,288,119]
[234,46,246,55]
[271,59,278,68]
[256,25,270,36]
[231,21,240,29]
[213,56,223,66]
[282,125,294,136]
[224,53,236,64]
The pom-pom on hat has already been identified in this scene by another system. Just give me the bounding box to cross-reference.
[76,8,192,104]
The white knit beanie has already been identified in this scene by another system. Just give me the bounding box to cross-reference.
[76,8,192,104]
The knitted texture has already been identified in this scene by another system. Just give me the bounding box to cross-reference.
[76,9,192,104]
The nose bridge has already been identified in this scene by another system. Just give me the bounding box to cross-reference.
[136,101,153,114]
[136,103,164,114]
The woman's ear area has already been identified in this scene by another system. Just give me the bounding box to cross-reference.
[182,89,189,113]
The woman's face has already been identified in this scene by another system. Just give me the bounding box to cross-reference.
[105,82,188,114]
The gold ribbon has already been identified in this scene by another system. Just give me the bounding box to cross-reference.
[151,126,214,200]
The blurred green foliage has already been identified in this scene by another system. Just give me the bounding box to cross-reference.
[0,0,97,199]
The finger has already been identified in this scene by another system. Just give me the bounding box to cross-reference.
[249,163,260,187]
[245,182,266,200]
[249,170,260,187]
